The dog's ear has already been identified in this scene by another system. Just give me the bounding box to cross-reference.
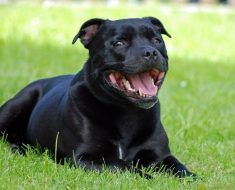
[144,17,171,38]
[72,18,106,48]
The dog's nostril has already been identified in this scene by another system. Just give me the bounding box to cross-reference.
[153,51,157,56]
[145,51,151,58]
[143,49,157,60]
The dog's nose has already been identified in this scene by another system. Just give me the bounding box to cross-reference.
[142,47,158,60]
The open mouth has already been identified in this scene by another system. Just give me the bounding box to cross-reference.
[107,69,165,99]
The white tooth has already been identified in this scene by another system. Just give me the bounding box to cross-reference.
[158,72,165,80]
[122,78,135,92]
[109,73,117,84]
[151,78,154,85]
[125,81,131,90]
[122,77,127,86]
[139,89,145,97]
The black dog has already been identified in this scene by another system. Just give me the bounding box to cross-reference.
[0,17,195,178]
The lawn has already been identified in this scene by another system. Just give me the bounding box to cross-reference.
[0,2,235,190]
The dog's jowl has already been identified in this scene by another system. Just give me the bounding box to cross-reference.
[0,17,195,178]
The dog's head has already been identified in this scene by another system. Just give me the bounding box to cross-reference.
[73,17,171,109]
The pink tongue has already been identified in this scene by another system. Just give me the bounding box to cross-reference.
[127,73,158,96]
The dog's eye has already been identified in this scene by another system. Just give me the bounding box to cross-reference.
[153,37,161,44]
[112,41,126,47]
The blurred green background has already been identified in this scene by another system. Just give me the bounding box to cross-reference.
[0,1,235,190]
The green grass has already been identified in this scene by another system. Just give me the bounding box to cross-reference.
[0,2,235,190]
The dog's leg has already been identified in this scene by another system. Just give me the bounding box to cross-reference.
[155,155,196,178]
[72,156,152,179]
[0,85,41,150]
[133,150,195,178]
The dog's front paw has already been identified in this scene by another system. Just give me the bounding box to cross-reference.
[174,169,197,179]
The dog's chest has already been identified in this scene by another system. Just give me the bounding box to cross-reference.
[113,139,138,162]
[111,113,141,161]
[117,142,124,160]
[113,130,136,161]
[112,140,127,161]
